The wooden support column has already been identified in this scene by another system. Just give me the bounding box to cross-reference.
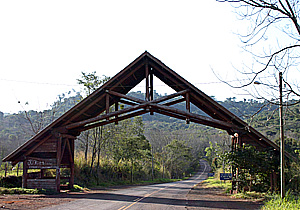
[186,92,190,124]
[145,61,150,101]
[22,159,28,188]
[150,68,154,115]
[56,135,62,192]
[69,138,75,189]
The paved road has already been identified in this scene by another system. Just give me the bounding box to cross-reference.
[42,160,211,210]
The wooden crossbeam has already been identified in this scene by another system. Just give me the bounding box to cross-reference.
[66,103,148,130]
[108,90,144,104]
[78,110,148,132]
[66,90,190,130]
[162,98,185,106]
[151,103,241,131]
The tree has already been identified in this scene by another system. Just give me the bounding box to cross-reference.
[217,0,300,104]
[224,145,279,192]
[165,140,192,179]
[77,72,110,162]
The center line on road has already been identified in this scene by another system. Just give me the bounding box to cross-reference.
[118,161,208,210]
[119,182,178,210]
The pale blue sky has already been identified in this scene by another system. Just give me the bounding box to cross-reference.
[0,0,248,113]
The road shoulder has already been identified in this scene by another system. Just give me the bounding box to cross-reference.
[187,181,263,210]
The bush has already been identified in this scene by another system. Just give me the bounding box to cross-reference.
[0,176,22,188]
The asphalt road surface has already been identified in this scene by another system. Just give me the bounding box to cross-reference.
[42,160,211,210]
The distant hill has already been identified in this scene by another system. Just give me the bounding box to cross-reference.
[1,90,299,161]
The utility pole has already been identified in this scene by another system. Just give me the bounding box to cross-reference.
[254,71,285,198]
[279,71,285,199]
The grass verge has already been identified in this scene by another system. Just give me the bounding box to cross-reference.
[261,192,300,210]
[93,178,183,189]
[201,177,231,191]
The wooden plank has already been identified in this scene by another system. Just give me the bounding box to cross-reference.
[34,138,57,153]
[27,157,57,169]
[24,135,52,157]
[27,179,56,190]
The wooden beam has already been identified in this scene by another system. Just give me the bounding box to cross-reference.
[108,90,145,104]
[106,93,110,121]
[60,138,67,165]
[78,110,148,132]
[145,61,149,101]
[67,93,106,123]
[186,92,190,124]
[150,69,153,101]
[66,102,149,130]
[119,99,138,106]
[162,98,185,106]
[151,103,241,131]
[67,90,190,130]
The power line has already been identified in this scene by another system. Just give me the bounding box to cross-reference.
[0,76,273,88]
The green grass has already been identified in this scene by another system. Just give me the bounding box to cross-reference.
[93,178,183,188]
[262,192,300,210]
[0,187,41,194]
[232,191,268,201]
[202,176,231,191]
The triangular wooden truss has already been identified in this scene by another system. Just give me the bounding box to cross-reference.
[3,51,289,191]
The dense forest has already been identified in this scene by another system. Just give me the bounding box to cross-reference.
[0,89,300,186]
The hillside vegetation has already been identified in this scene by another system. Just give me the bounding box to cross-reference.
[0,91,299,187]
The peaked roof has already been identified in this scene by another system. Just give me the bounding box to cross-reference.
[3,51,288,164]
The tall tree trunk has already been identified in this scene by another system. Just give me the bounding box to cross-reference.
[97,127,103,169]
[131,158,134,183]
[84,130,90,162]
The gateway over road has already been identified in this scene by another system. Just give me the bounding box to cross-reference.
[3,51,287,191]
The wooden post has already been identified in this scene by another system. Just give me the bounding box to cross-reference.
[69,139,75,189]
[17,162,19,176]
[150,69,154,115]
[145,61,149,101]
[22,160,28,188]
[186,92,190,124]
[56,136,62,192]
[4,162,7,177]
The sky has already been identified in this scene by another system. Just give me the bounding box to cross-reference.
[0,0,247,114]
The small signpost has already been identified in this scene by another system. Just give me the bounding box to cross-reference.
[220,173,232,180]
[208,172,215,177]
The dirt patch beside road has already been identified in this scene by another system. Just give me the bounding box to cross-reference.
[187,182,263,210]
[0,193,75,210]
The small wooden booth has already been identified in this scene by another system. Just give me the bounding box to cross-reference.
[4,132,76,191]
[3,51,290,192]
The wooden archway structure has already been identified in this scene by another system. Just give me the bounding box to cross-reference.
[3,51,288,191]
